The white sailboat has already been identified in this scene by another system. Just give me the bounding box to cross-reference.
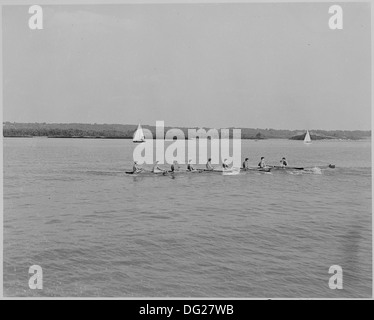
[133,124,145,143]
[304,130,312,144]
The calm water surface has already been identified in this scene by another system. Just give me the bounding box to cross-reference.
[3,138,372,297]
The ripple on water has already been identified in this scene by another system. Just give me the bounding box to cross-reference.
[3,138,372,297]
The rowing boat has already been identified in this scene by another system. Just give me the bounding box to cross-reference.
[269,166,305,170]
[125,167,270,176]
[125,164,334,176]
[269,164,335,171]
[242,167,272,173]
[126,169,233,175]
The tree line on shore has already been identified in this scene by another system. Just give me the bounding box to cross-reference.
[2,122,371,140]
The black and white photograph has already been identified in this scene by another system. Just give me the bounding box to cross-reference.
[1,0,372,301]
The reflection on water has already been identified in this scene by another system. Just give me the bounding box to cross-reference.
[3,138,372,297]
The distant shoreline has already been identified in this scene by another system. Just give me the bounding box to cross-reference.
[3,122,371,141]
[3,135,371,142]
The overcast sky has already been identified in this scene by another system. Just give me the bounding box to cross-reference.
[2,3,371,130]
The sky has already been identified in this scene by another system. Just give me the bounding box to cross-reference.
[2,3,371,130]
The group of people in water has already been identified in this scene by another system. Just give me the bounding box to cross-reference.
[132,157,288,174]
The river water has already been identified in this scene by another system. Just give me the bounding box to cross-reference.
[3,138,372,297]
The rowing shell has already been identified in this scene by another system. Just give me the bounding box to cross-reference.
[125,169,204,176]
[126,167,271,176]
[269,166,304,170]
[242,167,272,173]
[268,164,335,171]
[125,164,334,175]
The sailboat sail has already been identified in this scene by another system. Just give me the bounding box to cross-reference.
[133,124,145,143]
[304,130,312,144]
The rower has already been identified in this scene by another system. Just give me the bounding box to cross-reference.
[243,158,249,170]
[258,157,266,168]
[280,157,288,167]
[152,161,164,173]
[133,161,143,173]
[206,158,214,171]
[222,159,230,169]
[187,160,195,171]
[171,161,180,172]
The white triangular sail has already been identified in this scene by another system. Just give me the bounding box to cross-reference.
[304,130,312,144]
[133,124,145,143]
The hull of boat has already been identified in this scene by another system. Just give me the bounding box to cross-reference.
[126,168,271,176]
[269,166,304,170]
[242,167,272,172]
[269,164,335,171]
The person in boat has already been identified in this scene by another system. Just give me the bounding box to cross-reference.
[206,158,214,171]
[133,161,143,173]
[258,157,266,168]
[222,159,230,169]
[152,161,165,173]
[187,160,195,171]
[280,157,288,167]
[170,161,180,173]
[242,158,249,170]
